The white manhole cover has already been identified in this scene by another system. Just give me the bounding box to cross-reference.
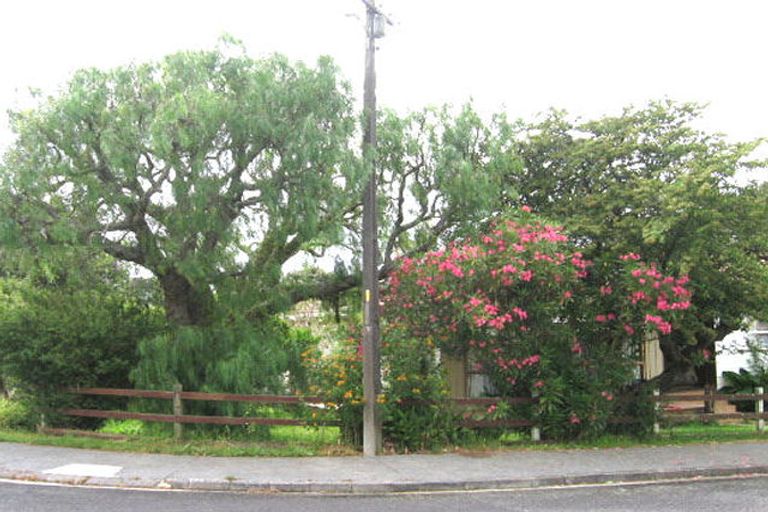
[43,463,123,478]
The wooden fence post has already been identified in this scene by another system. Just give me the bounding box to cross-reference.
[530,391,541,442]
[173,383,184,440]
[653,388,661,435]
[704,384,714,414]
[756,386,764,433]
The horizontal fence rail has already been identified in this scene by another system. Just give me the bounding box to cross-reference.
[64,387,326,404]
[52,386,768,441]
[58,387,337,438]
[58,408,337,427]
[652,393,768,403]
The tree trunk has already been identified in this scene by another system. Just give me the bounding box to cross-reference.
[0,375,9,399]
[658,326,724,391]
[658,332,699,390]
[158,269,214,326]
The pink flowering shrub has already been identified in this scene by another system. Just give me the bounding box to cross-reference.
[384,211,691,439]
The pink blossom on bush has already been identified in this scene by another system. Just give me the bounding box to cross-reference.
[383,214,693,429]
[512,307,528,320]
[644,314,672,335]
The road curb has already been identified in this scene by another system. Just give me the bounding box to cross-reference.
[3,465,768,495]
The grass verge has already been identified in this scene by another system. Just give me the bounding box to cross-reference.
[0,425,355,457]
[448,421,768,453]
[1,421,765,457]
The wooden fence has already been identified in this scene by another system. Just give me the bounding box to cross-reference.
[51,386,768,441]
[56,386,334,439]
[652,387,768,433]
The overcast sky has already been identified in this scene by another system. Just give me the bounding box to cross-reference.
[1,0,767,157]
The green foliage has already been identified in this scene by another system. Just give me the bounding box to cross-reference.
[132,316,293,399]
[0,41,361,326]
[0,269,163,413]
[0,398,36,430]
[720,368,768,412]
[99,419,145,437]
[500,101,768,384]
[381,331,458,451]
[384,213,690,440]
[303,324,456,451]
[302,328,363,446]
[282,327,320,394]
[375,105,504,257]
[721,368,768,393]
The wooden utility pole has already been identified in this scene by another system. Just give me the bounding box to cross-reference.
[361,0,385,456]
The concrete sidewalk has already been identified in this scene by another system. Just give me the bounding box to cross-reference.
[1,441,768,494]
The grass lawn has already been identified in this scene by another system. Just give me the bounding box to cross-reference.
[0,423,355,457]
[453,421,767,453]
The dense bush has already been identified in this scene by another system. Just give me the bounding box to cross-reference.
[0,278,163,416]
[0,398,36,430]
[384,211,692,440]
[131,316,319,433]
[720,368,768,413]
[303,324,457,451]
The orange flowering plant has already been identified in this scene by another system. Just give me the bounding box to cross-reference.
[303,323,456,450]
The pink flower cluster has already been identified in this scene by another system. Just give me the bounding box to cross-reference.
[644,314,672,335]
[495,354,541,371]
[383,215,695,397]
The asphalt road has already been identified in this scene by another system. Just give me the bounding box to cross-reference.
[2,476,767,512]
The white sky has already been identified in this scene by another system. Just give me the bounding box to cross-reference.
[1,0,767,155]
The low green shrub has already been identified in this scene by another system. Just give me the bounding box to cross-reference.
[0,398,36,430]
[98,419,145,437]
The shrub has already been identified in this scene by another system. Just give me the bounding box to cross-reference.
[0,398,36,431]
[302,328,364,446]
[0,279,163,417]
[303,324,457,451]
[381,330,459,451]
[384,211,691,440]
[720,368,768,412]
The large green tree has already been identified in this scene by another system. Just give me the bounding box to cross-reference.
[499,102,768,386]
[1,44,361,326]
[1,45,505,328]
